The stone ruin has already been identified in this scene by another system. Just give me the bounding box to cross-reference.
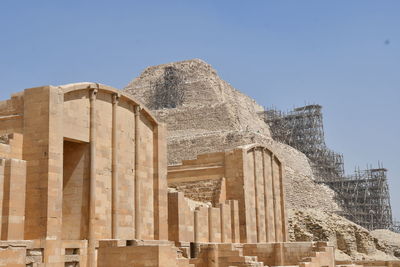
[0,60,397,267]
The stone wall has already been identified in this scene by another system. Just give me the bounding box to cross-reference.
[98,244,178,267]
[169,178,222,205]
[168,130,341,213]
[9,83,168,242]
[167,144,288,244]
[0,158,26,240]
[167,190,239,245]
[0,83,168,266]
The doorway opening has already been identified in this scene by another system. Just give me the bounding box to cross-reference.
[62,140,90,240]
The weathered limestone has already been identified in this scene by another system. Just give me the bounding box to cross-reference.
[168,144,288,244]
[0,79,397,267]
[123,59,341,214]
[0,158,26,240]
[0,83,167,266]
[98,244,179,267]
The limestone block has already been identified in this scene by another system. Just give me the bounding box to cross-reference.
[208,207,221,243]
[97,245,178,267]
[0,158,26,240]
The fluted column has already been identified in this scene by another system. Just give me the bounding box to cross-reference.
[88,87,98,267]
[134,105,141,239]
[111,93,120,239]
[271,153,280,242]
[253,150,260,242]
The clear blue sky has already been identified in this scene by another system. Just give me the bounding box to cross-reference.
[0,1,399,220]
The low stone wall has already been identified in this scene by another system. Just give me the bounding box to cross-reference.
[169,178,222,205]
[0,157,26,240]
[168,190,240,246]
[98,244,178,267]
[0,240,87,266]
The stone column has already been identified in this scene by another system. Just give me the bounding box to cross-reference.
[220,204,225,243]
[23,86,64,241]
[279,163,288,242]
[208,207,214,242]
[194,209,199,243]
[153,124,168,240]
[262,149,270,242]
[111,93,119,239]
[88,88,98,267]
[253,150,260,243]
[271,154,280,242]
[134,105,141,239]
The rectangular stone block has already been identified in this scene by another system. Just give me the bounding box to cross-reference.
[0,158,26,240]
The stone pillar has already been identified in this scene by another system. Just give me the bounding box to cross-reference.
[208,207,221,243]
[111,93,119,239]
[22,86,63,241]
[0,158,26,240]
[219,202,232,243]
[229,200,240,243]
[134,105,141,239]
[253,151,260,243]
[88,88,98,267]
[153,124,168,240]
[279,163,288,242]
[263,149,272,242]
[194,209,199,243]
[208,207,214,243]
[271,154,284,242]
[264,150,275,242]
[220,204,225,243]
[271,154,278,242]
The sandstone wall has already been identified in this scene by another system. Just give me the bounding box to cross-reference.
[168,178,222,205]
[167,145,289,243]
[167,190,239,244]
[0,158,26,240]
[0,83,168,245]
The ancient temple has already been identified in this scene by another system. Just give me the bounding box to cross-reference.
[0,82,392,267]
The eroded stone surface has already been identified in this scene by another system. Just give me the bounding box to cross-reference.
[124,59,341,214]
[0,60,396,266]
[288,209,399,261]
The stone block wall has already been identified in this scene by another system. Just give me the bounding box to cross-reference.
[169,178,223,205]
[0,241,27,267]
[168,144,288,244]
[0,158,26,240]
[97,244,178,267]
[192,242,335,267]
[0,92,24,136]
[0,83,168,266]
[242,241,334,267]
[0,83,167,243]
[167,191,239,245]
[0,133,23,159]
[0,240,88,267]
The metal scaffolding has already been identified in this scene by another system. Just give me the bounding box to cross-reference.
[325,166,393,230]
[263,105,344,182]
[261,105,396,231]
[392,220,400,233]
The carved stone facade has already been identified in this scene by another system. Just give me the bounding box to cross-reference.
[0,82,396,267]
[0,83,167,266]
